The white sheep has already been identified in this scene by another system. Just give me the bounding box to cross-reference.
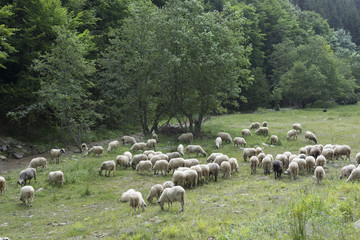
[84,146,103,157]
[283,151,292,159]
[166,152,181,160]
[190,165,202,185]
[185,145,207,158]
[207,163,220,181]
[146,139,157,149]
[276,154,288,169]
[28,157,47,170]
[129,191,147,214]
[255,127,269,136]
[356,153,360,165]
[305,156,316,173]
[257,152,266,168]
[163,181,174,189]
[0,176,6,195]
[340,164,356,179]
[233,137,246,147]
[120,189,136,202]
[199,164,210,184]
[17,168,37,186]
[220,161,231,179]
[215,137,222,149]
[270,135,278,145]
[152,133,158,142]
[315,155,326,167]
[150,154,169,165]
[131,153,148,169]
[293,158,307,175]
[20,186,35,207]
[285,162,299,180]
[172,170,186,187]
[136,160,152,175]
[292,123,302,133]
[184,169,198,188]
[81,143,88,152]
[314,166,325,184]
[286,129,297,140]
[243,148,256,161]
[310,146,321,159]
[177,144,184,156]
[255,147,263,155]
[157,186,185,212]
[147,184,164,203]
[99,160,116,177]
[167,158,186,173]
[266,154,274,162]
[107,140,120,152]
[250,156,259,174]
[346,167,360,182]
[178,133,193,143]
[262,157,272,175]
[144,150,155,156]
[213,154,229,166]
[242,129,252,137]
[334,145,351,160]
[217,132,232,143]
[48,171,64,185]
[322,148,334,161]
[299,147,307,155]
[262,121,268,127]
[116,155,130,169]
[305,131,317,144]
[130,142,146,152]
[50,148,66,164]
[121,136,136,145]
[206,153,223,163]
[153,160,169,176]
[184,159,200,168]
[250,122,260,129]
[229,158,239,173]
[124,151,132,162]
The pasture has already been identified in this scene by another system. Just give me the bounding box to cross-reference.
[1,105,360,239]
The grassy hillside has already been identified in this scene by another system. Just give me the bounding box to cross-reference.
[1,105,360,239]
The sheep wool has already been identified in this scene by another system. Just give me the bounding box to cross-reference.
[305,131,317,144]
[173,170,186,187]
[116,155,130,169]
[270,135,278,145]
[153,160,169,176]
[130,142,147,152]
[121,136,136,145]
[84,146,103,157]
[136,160,152,175]
[18,168,37,186]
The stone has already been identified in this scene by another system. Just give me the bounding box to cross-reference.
[0,155,6,161]
[13,152,24,159]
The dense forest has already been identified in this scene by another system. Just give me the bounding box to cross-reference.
[1,0,360,146]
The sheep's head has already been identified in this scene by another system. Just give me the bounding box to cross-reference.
[202,152,207,157]
[157,201,164,210]
[17,180,23,185]
[61,148,66,153]
[98,168,103,176]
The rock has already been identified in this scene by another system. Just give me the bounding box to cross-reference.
[13,152,24,159]
[15,145,22,149]
[262,143,269,146]
[73,149,81,154]
[2,145,7,151]
[36,188,44,192]
[0,155,6,161]
[270,145,275,148]
[354,219,360,229]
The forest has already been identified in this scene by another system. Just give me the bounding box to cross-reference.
[1,0,360,146]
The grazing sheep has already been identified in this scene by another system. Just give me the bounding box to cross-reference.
[334,145,351,160]
[153,160,169,176]
[250,122,260,129]
[157,186,185,212]
[184,169,198,188]
[285,162,299,180]
[129,191,147,214]
[286,130,297,140]
[292,123,302,133]
[28,157,47,170]
[166,152,181,160]
[130,142,147,152]
[243,148,256,161]
[213,154,229,166]
[346,167,360,182]
[299,147,307,155]
[107,140,120,152]
[305,131,317,144]
[322,148,334,161]
[304,145,313,155]
[314,166,325,184]
[185,145,207,158]
[84,146,103,157]
[173,170,186,187]
[229,158,239,173]
[206,153,223,163]
[199,164,210,184]
[220,161,231,179]
[152,133,158,142]
[177,144,184,156]
[355,153,360,165]
[255,127,269,136]
[167,158,186,173]
[178,133,193,143]
[147,184,164,203]
[17,168,37,186]
[255,147,263,156]
[116,155,130,169]
[233,137,246,147]
[99,160,116,177]
[124,151,132,162]
[144,150,155,156]
[273,160,283,179]
[257,152,266,168]
[120,189,136,202]
[146,139,157,149]
[266,154,274,162]
[293,158,307,175]
[270,135,278,145]
[0,176,6,195]
[283,151,292,159]
[315,155,326,167]
[262,157,272,175]
[207,163,220,181]
[50,148,66,164]
[242,129,252,137]
[340,164,356,179]
[262,121,268,127]
[131,154,148,169]
[289,154,297,163]
[215,137,222,149]
[136,160,152,175]
[81,143,88,152]
[190,165,202,185]
[217,132,232,143]
[150,154,169,165]
[121,136,136,145]
[20,186,35,207]
[250,156,259,174]
[310,146,321,159]
[163,181,174,189]
[305,156,316,173]
[184,159,200,168]
[48,171,64,185]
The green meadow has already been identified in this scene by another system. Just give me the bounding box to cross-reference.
[1,105,360,239]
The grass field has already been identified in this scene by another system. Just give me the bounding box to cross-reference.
[1,105,360,239]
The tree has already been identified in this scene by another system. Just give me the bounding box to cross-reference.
[0,4,16,69]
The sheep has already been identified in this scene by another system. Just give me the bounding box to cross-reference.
[17,168,37,186]
[285,162,299,180]
[190,165,202,185]
[199,164,210,184]
[28,157,47,170]
[124,151,132,162]
[130,142,146,152]
[220,161,231,179]
[273,160,283,179]
[213,154,229,166]
[99,160,116,177]
[242,129,252,137]
[144,150,155,156]
[178,133,193,143]
[20,186,35,207]
[304,145,313,155]
[250,122,260,129]
[270,135,278,145]
[131,154,148,169]
[184,159,200,168]
[147,184,164,203]
[250,156,259,174]
[116,155,130,169]
[207,163,220,181]
[146,139,157,149]
[184,169,198,188]
[265,154,274,162]
[84,146,103,157]
[314,166,325,184]
[243,148,256,161]
[121,136,136,145]
[355,153,360,165]
[0,176,6,195]
[157,186,185,212]
[255,147,263,155]
[262,157,272,175]
[299,153,306,160]
[173,170,186,187]
[322,148,334,161]
[215,137,222,149]
[289,154,297,163]
[233,137,246,147]
[81,143,88,152]
[299,147,307,155]
[167,158,186,173]
[107,140,120,152]
[152,133,158,142]
[315,155,326,167]
[257,152,266,168]
[229,158,239,173]
[47,171,65,185]
[334,145,351,160]
[310,146,321,159]
[129,191,147,214]
[346,167,360,182]
[150,154,169,165]
[206,153,223,163]
[153,160,169,176]
[286,129,297,140]
[276,154,288,169]
[255,127,269,136]
[305,131,317,144]
[120,189,136,202]
[292,123,302,133]
[177,144,184,156]
[166,152,181,160]
[217,132,232,143]
[340,164,356,179]
[283,151,292,159]
[185,145,206,158]
[293,158,307,175]
[305,156,316,173]
[50,148,66,164]
[163,181,174,189]
[262,121,268,127]
[136,160,152,175]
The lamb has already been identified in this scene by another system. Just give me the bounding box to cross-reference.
[116,155,130,169]
[206,153,223,163]
[28,157,47,170]
[286,129,297,140]
[207,163,220,181]
[157,186,185,212]
[124,151,132,162]
[146,139,157,149]
[199,164,210,184]
[129,191,147,214]
[285,162,299,180]
[305,131,317,144]
[215,137,222,149]
[167,158,186,173]
[262,157,272,175]
[270,135,278,145]
[250,122,260,129]
[305,156,316,173]
[153,160,169,175]
[130,142,147,152]
[50,148,66,164]
[292,123,302,133]
[346,167,360,182]
[20,186,35,207]
[173,170,186,187]
[250,156,259,174]
[185,145,207,158]
[322,148,334,161]
[242,129,252,137]
[136,160,152,175]
[0,176,6,194]
[229,158,239,173]
[47,171,65,185]
[107,140,120,152]
[177,144,184,156]
[178,133,193,143]
[99,160,116,177]
[184,169,198,188]
[273,160,283,179]
[166,152,181,160]
[17,168,37,186]
[255,127,269,136]
[213,154,229,166]
[243,148,256,161]
[163,181,174,189]
[233,137,246,147]
[356,153,360,165]
[334,145,351,160]
[184,159,200,168]
[315,155,326,167]
[314,166,325,184]
[262,121,268,127]
[84,146,103,157]
[131,154,148,169]
[220,161,231,179]
[147,184,164,203]
[340,164,356,179]
[121,136,136,145]
[217,132,232,143]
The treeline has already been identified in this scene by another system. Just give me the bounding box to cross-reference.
[0,0,359,146]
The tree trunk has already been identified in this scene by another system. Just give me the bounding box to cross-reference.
[195,114,203,133]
